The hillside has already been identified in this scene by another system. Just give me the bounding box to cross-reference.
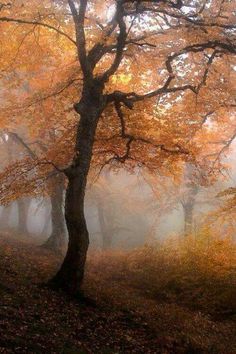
[0,233,235,354]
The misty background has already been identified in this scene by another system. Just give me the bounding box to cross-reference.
[1,140,236,249]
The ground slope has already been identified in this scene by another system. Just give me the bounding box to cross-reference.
[0,234,235,354]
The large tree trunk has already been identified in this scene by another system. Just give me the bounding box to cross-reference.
[50,86,104,295]
[42,175,67,252]
[17,198,31,235]
[52,176,89,294]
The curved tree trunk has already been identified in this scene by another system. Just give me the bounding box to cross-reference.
[52,176,89,294]
[50,88,104,295]
[42,175,67,252]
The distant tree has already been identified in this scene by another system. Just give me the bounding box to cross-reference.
[0,204,13,231]
[0,131,67,251]
[88,173,147,249]
[41,174,67,252]
[16,197,31,236]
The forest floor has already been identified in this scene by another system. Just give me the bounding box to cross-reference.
[0,233,235,354]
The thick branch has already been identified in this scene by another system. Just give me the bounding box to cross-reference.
[135,6,236,30]
[108,40,234,105]
[100,2,127,82]
[109,101,188,165]
[68,0,91,78]
[8,132,64,174]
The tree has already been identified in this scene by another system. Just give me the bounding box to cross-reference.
[0,133,15,231]
[88,172,148,249]
[0,0,235,295]
[180,163,200,236]
[2,131,68,251]
[90,176,119,250]
[0,133,30,234]
[0,204,13,230]
[41,174,67,252]
[17,197,31,236]
[140,102,236,238]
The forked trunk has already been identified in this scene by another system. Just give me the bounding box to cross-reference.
[51,175,89,293]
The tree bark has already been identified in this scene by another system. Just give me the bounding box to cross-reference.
[42,175,67,252]
[50,85,105,295]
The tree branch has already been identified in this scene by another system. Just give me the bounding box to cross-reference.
[100,1,127,82]
[0,16,76,45]
[7,132,37,159]
[108,40,235,105]
[68,0,91,78]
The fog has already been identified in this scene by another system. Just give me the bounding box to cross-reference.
[1,151,236,248]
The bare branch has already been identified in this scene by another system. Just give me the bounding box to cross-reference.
[0,16,76,45]
[107,101,189,166]
[7,131,65,175]
[123,4,236,30]
[108,39,235,106]
[7,132,37,159]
